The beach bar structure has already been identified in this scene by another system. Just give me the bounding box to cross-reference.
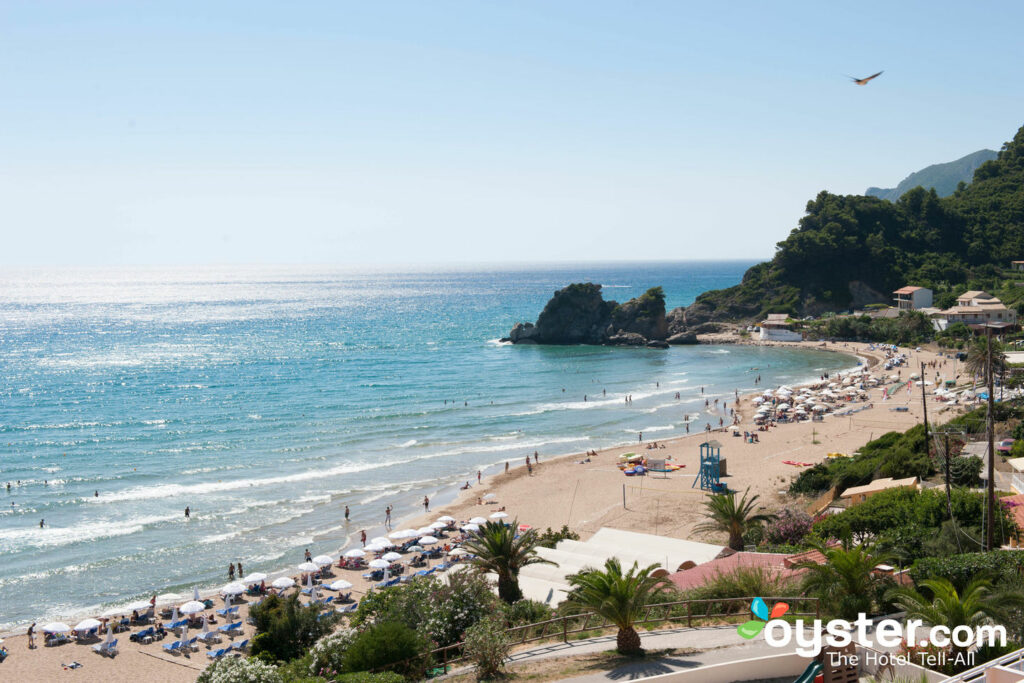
[758,314,801,341]
[840,476,918,506]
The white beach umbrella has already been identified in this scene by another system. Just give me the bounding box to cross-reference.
[343,548,366,558]
[752,396,764,404]
[297,562,320,573]
[101,607,126,618]
[436,515,455,523]
[221,582,246,595]
[489,511,509,519]
[448,548,469,557]
[419,535,439,545]
[127,600,152,612]
[101,626,113,646]
[193,587,201,601]
[468,516,487,525]
[389,528,418,539]
[382,551,403,562]
[242,572,267,584]
[429,521,447,530]
[170,606,180,623]
[43,622,71,633]
[156,592,182,604]
[364,542,386,552]
[179,600,205,615]
[461,523,480,532]
[813,404,827,412]
[369,537,394,547]
[416,526,435,535]
[329,579,353,591]
[482,493,496,500]
[271,577,295,590]
[305,573,314,589]
[75,618,102,632]
[312,555,334,567]
[368,559,390,569]
[200,615,210,636]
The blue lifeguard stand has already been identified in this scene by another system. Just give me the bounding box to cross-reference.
[692,440,726,492]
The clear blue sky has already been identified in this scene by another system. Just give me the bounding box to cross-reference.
[2,1,1023,265]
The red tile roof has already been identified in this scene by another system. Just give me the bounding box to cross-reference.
[668,552,804,591]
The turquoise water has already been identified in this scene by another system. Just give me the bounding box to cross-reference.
[0,263,855,629]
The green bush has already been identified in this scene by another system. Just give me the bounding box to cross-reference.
[910,551,1024,590]
[501,598,553,626]
[308,628,358,680]
[250,593,340,663]
[340,621,429,680]
[463,615,511,679]
[197,657,283,683]
[351,572,495,648]
[536,525,580,548]
[335,673,407,683]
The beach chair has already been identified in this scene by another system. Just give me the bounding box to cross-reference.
[206,648,227,660]
[185,637,199,652]
[92,638,117,656]
[162,640,182,654]
[197,630,220,644]
[218,621,242,636]
[228,639,249,652]
[215,605,238,616]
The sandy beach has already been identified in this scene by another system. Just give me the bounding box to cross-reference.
[0,340,965,682]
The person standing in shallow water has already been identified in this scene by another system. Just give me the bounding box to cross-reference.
[344,505,349,522]
[423,496,429,512]
[228,563,235,580]
[360,530,366,546]
[184,506,190,518]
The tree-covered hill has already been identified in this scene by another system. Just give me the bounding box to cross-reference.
[678,124,1024,327]
[866,149,997,201]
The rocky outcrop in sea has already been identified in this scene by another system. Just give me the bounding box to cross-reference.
[505,283,689,347]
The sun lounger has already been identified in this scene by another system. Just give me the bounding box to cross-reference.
[162,640,182,654]
[197,630,221,643]
[184,637,199,652]
[215,606,239,616]
[337,602,358,614]
[217,621,242,635]
[92,638,118,656]
[130,627,155,643]
[227,638,249,652]
[207,648,228,660]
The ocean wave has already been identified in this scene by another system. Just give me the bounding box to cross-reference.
[0,514,174,552]
[624,424,675,433]
[397,439,417,448]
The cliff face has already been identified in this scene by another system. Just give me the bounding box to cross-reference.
[507,284,670,346]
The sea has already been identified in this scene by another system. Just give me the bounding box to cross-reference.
[0,262,858,630]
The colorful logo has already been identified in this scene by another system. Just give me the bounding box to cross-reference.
[737,597,789,639]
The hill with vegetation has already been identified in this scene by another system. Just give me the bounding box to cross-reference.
[674,124,1024,328]
[866,149,997,201]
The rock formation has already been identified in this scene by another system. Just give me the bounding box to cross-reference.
[506,283,671,347]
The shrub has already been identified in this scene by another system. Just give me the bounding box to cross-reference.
[910,551,1024,590]
[501,598,553,626]
[250,593,339,663]
[340,621,429,680]
[765,509,813,546]
[308,628,358,680]
[463,615,511,679]
[335,674,406,683]
[197,656,283,683]
[537,525,581,548]
[352,572,495,648]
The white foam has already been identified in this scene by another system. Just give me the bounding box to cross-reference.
[397,439,417,448]
[0,514,172,552]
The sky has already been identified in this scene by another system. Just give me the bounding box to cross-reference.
[2,1,1023,266]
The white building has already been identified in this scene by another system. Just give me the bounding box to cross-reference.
[933,290,1017,330]
[892,286,933,310]
[758,314,802,342]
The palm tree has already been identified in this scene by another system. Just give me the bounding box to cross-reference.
[965,337,1006,387]
[462,520,555,603]
[694,488,774,551]
[887,577,1023,660]
[566,558,671,655]
[795,540,891,619]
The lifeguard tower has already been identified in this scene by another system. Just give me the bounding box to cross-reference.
[692,440,727,493]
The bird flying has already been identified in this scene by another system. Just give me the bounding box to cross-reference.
[847,71,883,86]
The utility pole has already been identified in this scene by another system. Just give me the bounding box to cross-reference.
[943,432,953,521]
[920,361,930,459]
[986,325,996,552]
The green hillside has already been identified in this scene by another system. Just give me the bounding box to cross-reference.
[680,124,1024,326]
[866,149,997,201]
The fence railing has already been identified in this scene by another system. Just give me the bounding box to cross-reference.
[422,595,819,672]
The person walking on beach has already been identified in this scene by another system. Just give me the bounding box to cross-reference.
[304,548,312,562]
[184,506,190,519]
[237,562,243,578]
[344,505,350,522]
[423,496,430,512]
[477,470,481,484]
[228,563,235,580]
[534,451,539,464]
[505,462,509,474]
[27,623,35,649]
[527,461,533,476]
[360,530,367,546]
[384,506,391,527]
